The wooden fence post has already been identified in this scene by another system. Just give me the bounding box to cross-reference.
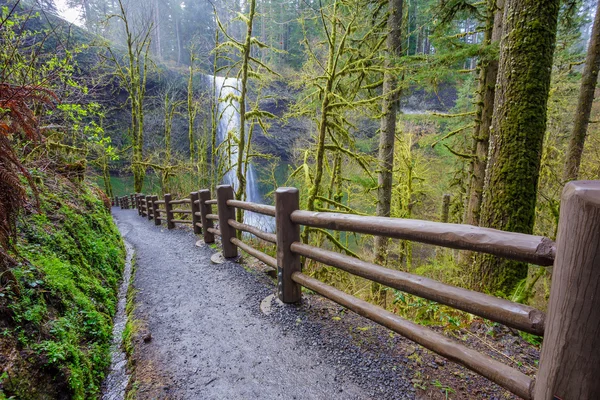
[120,196,124,209]
[534,181,600,400]
[276,187,302,303]
[130,194,135,209]
[141,196,147,217]
[146,195,153,220]
[199,189,215,244]
[136,194,142,215]
[216,185,237,258]
[164,194,175,229]
[114,196,118,207]
[152,195,160,225]
[191,192,201,235]
[440,194,451,223]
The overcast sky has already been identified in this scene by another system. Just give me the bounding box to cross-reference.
[54,0,82,26]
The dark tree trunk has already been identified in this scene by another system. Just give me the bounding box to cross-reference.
[374,0,403,265]
[474,0,560,295]
[563,3,600,182]
[464,0,504,227]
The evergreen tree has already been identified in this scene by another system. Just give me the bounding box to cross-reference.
[474,0,561,295]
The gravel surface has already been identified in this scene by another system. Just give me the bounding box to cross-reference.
[112,208,418,399]
[112,208,538,400]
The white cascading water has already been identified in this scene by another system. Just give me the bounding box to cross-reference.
[208,74,274,231]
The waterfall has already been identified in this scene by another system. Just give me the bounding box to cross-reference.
[208,74,274,231]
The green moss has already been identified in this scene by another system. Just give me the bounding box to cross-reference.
[1,172,125,399]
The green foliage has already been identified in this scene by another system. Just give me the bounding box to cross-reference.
[1,172,125,399]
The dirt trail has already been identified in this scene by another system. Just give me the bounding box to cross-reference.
[113,208,403,400]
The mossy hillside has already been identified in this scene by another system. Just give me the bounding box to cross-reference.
[0,172,125,399]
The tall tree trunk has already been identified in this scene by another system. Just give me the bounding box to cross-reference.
[464,0,504,227]
[474,0,560,295]
[375,0,403,264]
[175,15,182,65]
[563,3,600,182]
[235,0,256,224]
[154,0,161,58]
[373,0,403,306]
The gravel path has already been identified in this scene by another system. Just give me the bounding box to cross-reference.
[112,208,416,400]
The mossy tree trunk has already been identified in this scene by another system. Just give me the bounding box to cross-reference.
[234,0,257,225]
[464,0,504,227]
[108,0,152,194]
[373,0,404,305]
[474,0,560,295]
[563,3,600,182]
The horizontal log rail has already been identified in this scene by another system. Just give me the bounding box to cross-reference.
[170,198,191,205]
[230,237,277,268]
[291,242,545,335]
[207,227,221,236]
[154,200,165,205]
[171,219,192,224]
[172,209,192,214]
[290,211,555,266]
[291,272,533,400]
[228,219,277,244]
[227,199,276,217]
[126,182,600,399]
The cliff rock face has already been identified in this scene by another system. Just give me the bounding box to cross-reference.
[400,84,457,114]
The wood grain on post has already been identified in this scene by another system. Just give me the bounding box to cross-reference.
[136,194,142,215]
[199,189,215,244]
[146,195,153,220]
[191,192,201,235]
[276,187,302,303]
[216,185,237,258]
[152,195,160,225]
[130,194,135,209]
[534,181,600,400]
[164,194,175,230]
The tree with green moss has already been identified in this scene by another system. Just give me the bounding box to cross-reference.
[291,0,387,246]
[103,0,153,193]
[563,2,600,182]
[373,0,404,305]
[474,0,561,295]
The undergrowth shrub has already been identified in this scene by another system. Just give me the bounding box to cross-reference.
[0,170,125,399]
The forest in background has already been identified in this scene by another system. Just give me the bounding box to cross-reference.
[1,2,600,390]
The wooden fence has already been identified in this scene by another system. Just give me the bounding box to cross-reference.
[115,181,600,400]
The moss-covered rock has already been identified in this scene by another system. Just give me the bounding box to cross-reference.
[0,171,125,399]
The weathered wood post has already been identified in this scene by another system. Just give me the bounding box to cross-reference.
[120,196,124,209]
[191,192,201,235]
[164,194,175,230]
[199,189,215,244]
[440,194,451,223]
[136,194,141,215]
[152,195,161,225]
[114,196,118,207]
[216,185,237,258]
[130,194,135,209]
[275,187,302,303]
[534,181,600,400]
[146,195,153,220]
[141,196,147,217]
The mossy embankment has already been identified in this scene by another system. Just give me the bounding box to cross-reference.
[0,171,125,399]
